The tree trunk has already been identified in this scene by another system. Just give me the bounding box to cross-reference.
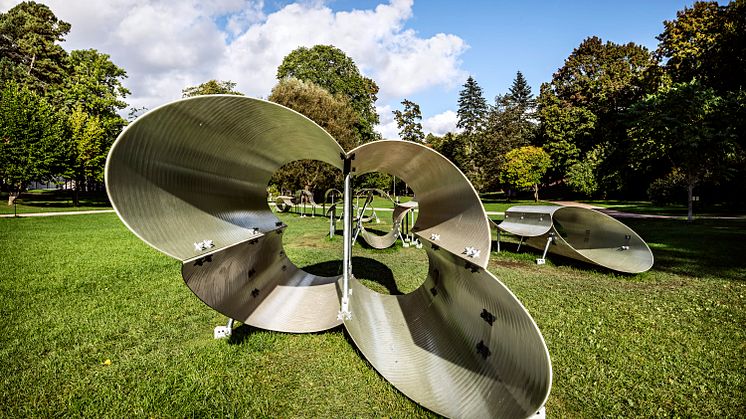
[8,191,19,206]
[687,181,694,223]
[534,184,539,202]
[72,180,80,207]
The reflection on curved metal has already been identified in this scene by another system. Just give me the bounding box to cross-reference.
[105,95,344,332]
[347,141,551,417]
[358,200,418,249]
[106,98,551,417]
[497,205,654,273]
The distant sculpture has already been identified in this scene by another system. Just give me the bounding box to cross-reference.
[494,205,654,273]
[352,188,420,249]
[105,95,551,418]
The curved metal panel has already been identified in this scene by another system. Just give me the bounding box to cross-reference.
[346,142,551,417]
[349,140,491,268]
[496,205,654,273]
[343,246,551,418]
[105,95,344,332]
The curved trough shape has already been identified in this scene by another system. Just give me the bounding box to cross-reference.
[106,97,552,417]
[497,205,654,274]
[346,141,551,418]
[359,200,417,249]
[105,95,344,332]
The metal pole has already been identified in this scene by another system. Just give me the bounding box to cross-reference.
[338,173,352,320]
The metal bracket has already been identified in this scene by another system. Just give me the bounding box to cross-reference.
[213,318,235,339]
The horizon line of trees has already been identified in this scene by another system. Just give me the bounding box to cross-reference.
[2,1,744,220]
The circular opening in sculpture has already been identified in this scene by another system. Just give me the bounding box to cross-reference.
[350,172,427,295]
[271,159,344,277]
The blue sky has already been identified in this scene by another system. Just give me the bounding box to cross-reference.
[2,0,696,137]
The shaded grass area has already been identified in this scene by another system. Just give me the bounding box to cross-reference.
[580,199,743,217]
[0,190,111,214]
[1,213,744,417]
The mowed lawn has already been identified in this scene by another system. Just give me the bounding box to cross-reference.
[0,211,744,417]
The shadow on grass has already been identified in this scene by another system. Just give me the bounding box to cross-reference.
[301,257,402,295]
[493,218,746,281]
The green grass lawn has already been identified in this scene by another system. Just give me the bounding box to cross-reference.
[1,212,744,417]
[0,190,112,214]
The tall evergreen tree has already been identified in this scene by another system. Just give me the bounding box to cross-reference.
[0,1,71,93]
[456,76,488,136]
[392,99,424,142]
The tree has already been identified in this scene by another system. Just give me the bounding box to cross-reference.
[277,45,380,143]
[65,106,106,205]
[500,146,551,202]
[427,132,467,173]
[483,71,538,190]
[0,1,71,93]
[628,81,741,221]
[537,37,658,194]
[268,77,360,195]
[0,82,65,203]
[456,76,488,136]
[392,99,424,142]
[182,79,243,97]
[455,76,489,189]
[656,1,745,93]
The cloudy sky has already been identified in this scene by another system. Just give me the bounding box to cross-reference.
[2,0,694,138]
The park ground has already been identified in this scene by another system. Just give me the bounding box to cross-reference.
[0,193,744,417]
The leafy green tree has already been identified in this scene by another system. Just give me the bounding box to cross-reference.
[0,1,70,93]
[0,82,65,203]
[500,146,551,202]
[277,45,380,143]
[656,1,745,93]
[65,106,106,205]
[392,99,424,142]
[182,79,243,97]
[268,77,360,195]
[57,49,129,134]
[628,81,741,221]
[537,36,657,193]
[427,132,467,173]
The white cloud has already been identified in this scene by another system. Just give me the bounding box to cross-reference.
[376,105,400,140]
[2,0,467,120]
[422,110,460,136]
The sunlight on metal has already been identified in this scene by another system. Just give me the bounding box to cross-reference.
[105,96,551,418]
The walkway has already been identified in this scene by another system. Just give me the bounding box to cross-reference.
[0,209,115,218]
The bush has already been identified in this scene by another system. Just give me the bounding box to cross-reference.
[648,169,686,204]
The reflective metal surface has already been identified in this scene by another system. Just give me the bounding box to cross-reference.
[355,188,418,249]
[105,95,345,332]
[497,205,654,273]
[106,97,552,418]
[347,141,551,418]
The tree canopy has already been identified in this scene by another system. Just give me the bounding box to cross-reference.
[277,45,380,143]
[393,99,424,142]
[500,146,550,202]
[182,80,243,97]
[0,1,70,93]
[0,82,66,198]
[268,77,360,195]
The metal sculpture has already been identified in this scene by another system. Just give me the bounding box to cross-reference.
[494,205,654,273]
[106,95,551,418]
[351,189,419,249]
